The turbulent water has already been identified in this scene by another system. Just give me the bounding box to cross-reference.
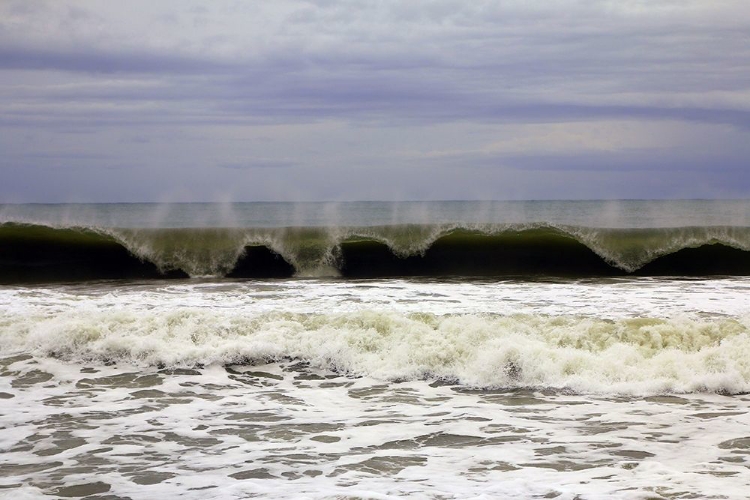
[1,201,750,499]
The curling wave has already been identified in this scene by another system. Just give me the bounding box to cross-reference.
[1,222,750,282]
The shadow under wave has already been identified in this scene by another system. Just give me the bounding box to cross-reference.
[0,223,187,283]
[339,230,625,277]
[635,244,750,276]
[227,246,295,278]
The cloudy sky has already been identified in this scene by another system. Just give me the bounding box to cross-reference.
[1,0,749,202]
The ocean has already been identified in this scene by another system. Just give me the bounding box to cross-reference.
[1,200,749,499]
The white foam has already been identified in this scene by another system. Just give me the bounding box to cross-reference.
[2,278,750,395]
[2,356,750,499]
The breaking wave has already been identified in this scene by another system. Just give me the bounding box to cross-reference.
[1,222,750,282]
[2,308,749,394]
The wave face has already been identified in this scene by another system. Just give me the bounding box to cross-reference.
[0,223,187,282]
[2,222,750,281]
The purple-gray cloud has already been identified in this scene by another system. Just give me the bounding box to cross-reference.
[0,0,749,201]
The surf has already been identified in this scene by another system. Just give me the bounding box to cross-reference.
[2,306,749,394]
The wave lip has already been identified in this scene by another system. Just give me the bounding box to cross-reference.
[1,222,750,282]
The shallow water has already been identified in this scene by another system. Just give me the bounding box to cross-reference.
[2,358,750,499]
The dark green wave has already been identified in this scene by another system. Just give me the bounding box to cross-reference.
[0,223,187,283]
[339,229,622,277]
[1,222,750,282]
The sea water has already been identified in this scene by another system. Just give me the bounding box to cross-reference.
[1,201,749,499]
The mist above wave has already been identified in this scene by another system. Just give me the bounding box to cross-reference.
[2,200,749,229]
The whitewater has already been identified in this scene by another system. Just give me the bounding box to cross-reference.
[1,201,750,499]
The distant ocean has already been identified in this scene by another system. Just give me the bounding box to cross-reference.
[1,200,750,499]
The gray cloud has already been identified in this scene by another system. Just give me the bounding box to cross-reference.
[426,149,750,174]
[219,160,298,170]
[0,45,231,74]
[0,0,749,201]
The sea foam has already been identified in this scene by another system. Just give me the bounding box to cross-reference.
[3,308,749,395]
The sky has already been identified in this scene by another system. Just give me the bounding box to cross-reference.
[1,0,749,202]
